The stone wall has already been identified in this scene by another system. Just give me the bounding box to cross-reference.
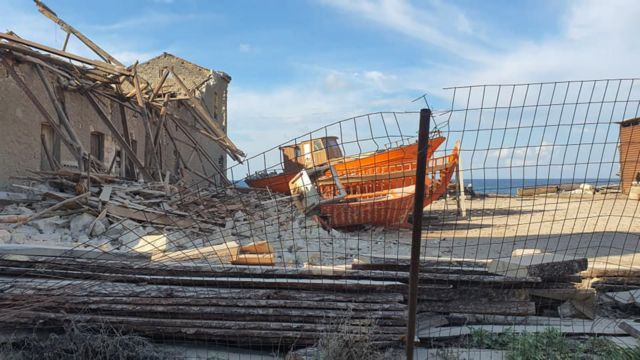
[0,60,229,189]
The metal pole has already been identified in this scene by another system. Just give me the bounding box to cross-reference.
[406,108,431,360]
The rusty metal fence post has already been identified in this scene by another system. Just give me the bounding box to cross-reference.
[406,108,431,359]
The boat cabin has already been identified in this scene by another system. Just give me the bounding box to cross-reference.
[280,136,343,172]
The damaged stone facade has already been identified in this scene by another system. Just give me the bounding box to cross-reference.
[0,52,230,189]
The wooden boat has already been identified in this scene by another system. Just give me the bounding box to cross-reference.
[246,136,446,194]
[318,141,460,229]
[244,172,294,194]
[317,137,450,196]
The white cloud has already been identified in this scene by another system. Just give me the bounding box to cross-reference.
[488,141,554,169]
[84,13,217,32]
[319,0,494,62]
[466,0,640,84]
[227,69,411,157]
[320,0,640,88]
[363,70,397,91]
[238,43,257,54]
[323,72,349,91]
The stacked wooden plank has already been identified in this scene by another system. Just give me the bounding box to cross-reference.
[354,253,591,318]
[348,254,640,351]
[0,254,407,347]
[580,256,640,292]
[0,247,620,349]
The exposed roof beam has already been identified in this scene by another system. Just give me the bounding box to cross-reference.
[34,0,125,68]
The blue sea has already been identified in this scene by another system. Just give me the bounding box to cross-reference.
[467,178,617,196]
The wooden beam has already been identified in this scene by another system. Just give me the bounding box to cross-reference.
[159,93,170,116]
[151,241,239,262]
[1,58,80,164]
[132,64,145,107]
[0,310,403,346]
[163,122,217,186]
[61,31,70,52]
[170,69,245,162]
[34,0,125,67]
[142,111,162,179]
[487,254,588,280]
[3,294,404,312]
[1,46,75,81]
[0,215,29,224]
[150,69,170,101]
[417,301,536,316]
[419,319,628,340]
[231,253,275,266]
[170,117,230,185]
[14,192,90,227]
[240,241,274,254]
[0,32,129,75]
[117,103,136,180]
[35,64,86,172]
[84,93,153,180]
[0,277,405,303]
[40,133,59,171]
[153,113,167,153]
[106,204,195,228]
[0,43,114,84]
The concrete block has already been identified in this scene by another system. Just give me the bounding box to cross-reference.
[30,233,61,243]
[32,216,64,234]
[90,221,107,237]
[10,233,27,244]
[70,213,96,236]
[0,229,11,243]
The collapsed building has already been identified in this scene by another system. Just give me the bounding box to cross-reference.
[0,1,243,190]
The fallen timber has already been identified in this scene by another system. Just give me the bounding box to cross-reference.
[0,254,542,285]
[0,250,599,349]
[0,270,408,347]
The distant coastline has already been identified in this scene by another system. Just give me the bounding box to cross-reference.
[467,178,618,195]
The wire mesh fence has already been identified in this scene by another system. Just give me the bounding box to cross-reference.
[2,78,640,359]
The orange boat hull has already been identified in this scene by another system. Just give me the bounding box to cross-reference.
[319,142,460,228]
[320,186,420,229]
[246,137,446,194]
[245,172,292,194]
[332,136,445,175]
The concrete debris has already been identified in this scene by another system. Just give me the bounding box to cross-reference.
[70,213,96,236]
[89,220,107,237]
[0,230,11,243]
[32,216,66,234]
[1,165,403,269]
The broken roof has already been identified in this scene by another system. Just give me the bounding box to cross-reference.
[137,52,231,95]
[0,1,245,163]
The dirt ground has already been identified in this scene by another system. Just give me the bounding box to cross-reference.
[250,191,640,268]
[418,192,640,266]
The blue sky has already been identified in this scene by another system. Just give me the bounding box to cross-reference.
[3,0,640,177]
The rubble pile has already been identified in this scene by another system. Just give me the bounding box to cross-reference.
[1,168,387,267]
[0,169,266,259]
